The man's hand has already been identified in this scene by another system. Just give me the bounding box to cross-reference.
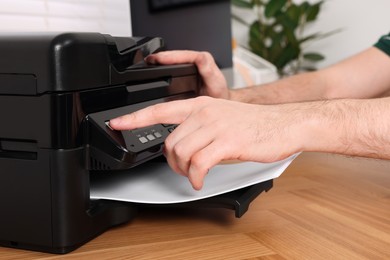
[110,96,304,190]
[146,50,230,99]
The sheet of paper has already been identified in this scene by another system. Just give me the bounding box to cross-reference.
[90,154,299,204]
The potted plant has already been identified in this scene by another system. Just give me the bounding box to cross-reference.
[232,0,338,76]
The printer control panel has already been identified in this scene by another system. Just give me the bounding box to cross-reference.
[86,95,192,170]
[126,123,177,145]
[104,121,177,153]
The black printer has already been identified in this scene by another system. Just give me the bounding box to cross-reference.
[0,32,273,254]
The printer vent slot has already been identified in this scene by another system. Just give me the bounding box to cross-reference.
[90,156,111,171]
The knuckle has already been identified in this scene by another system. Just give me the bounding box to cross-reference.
[164,136,174,152]
[190,154,207,173]
[199,105,215,118]
[172,144,191,166]
[197,51,214,66]
[172,143,186,158]
[125,111,137,122]
[193,95,212,105]
[149,104,162,119]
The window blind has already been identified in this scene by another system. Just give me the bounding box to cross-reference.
[0,0,131,36]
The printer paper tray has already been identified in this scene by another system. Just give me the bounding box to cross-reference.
[90,155,298,217]
[137,180,273,218]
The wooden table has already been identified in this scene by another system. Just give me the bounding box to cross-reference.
[1,152,389,259]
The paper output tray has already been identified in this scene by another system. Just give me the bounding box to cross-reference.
[137,180,273,218]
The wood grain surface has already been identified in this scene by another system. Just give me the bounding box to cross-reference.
[1,152,389,259]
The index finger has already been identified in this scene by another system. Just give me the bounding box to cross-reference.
[109,99,194,130]
[146,50,202,65]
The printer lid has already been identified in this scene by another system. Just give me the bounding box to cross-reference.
[0,32,195,95]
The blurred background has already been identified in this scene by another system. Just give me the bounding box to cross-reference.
[0,0,388,85]
[231,0,390,69]
[0,0,131,36]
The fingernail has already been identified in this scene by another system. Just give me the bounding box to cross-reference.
[145,56,156,64]
[109,117,122,126]
[189,166,203,191]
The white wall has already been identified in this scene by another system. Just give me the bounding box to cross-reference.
[232,0,390,68]
[0,0,131,36]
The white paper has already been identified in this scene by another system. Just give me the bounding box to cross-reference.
[90,154,298,204]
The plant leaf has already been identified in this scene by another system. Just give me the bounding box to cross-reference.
[273,44,300,71]
[231,0,254,8]
[249,21,267,58]
[300,66,318,71]
[265,0,287,18]
[300,1,310,13]
[303,52,325,61]
[299,32,321,43]
[249,21,263,42]
[231,13,251,26]
[267,31,284,62]
[276,13,299,32]
[306,1,323,22]
[299,28,342,44]
[285,4,301,28]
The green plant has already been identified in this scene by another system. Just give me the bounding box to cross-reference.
[232,0,336,76]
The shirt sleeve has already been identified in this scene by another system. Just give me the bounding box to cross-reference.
[374,33,390,56]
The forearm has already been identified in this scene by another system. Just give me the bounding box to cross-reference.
[229,47,390,105]
[294,97,390,159]
[110,95,390,189]
[229,70,329,104]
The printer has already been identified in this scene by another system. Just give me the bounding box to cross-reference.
[0,32,273,254]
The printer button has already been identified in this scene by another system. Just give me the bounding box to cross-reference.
[146,134,156,141]
[168,126,177,132]
[139,136,148,143]
[154,132,162,138]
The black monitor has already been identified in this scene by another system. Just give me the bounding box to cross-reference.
[129,0,233,69]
